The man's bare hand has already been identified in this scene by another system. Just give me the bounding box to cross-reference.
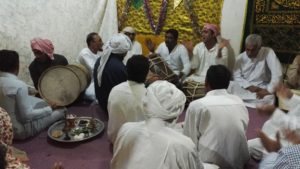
[246,86,260,92]
[182,40,194,57]
[256,104,276,117]
[256,89,271,99]
[145,38,155,53]
[284,129,300,145]
[257,130,281,152]
[52,162,64,169]
[276,83,293,100]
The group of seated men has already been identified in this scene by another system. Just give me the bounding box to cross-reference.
[0,22,300,169]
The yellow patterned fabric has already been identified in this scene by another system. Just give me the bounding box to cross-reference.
[117,0,223,43]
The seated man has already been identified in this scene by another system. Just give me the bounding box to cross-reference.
[183,65,249,169]
[229,34,282,107]
[286,54,300,89]
[107,55,149,143]
[0,50,64,140]
[77,32,103,101]
[0,107,30,169]
[146,29,191,82]
[29,38,68,90]
[258,129,300,169]
[248,84,300,160]
[94,33,132,113]
[186,23,228,83]
[111,80,205,169]
[121,26,143,64]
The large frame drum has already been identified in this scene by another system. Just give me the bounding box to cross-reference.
[38,65,90,106]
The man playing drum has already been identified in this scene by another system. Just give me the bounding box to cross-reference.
[146,29,191,83]
[29,38,68,91]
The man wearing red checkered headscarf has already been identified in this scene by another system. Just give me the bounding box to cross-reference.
[29,38,68,90]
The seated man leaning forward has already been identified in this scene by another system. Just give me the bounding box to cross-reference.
[29,38,68,90]
[146,29,191,82]
[107,55,150,144]
[77,32,103,101]
[94,33,132,113]
[248,84,300,161]
[0,50,64,140]
[186,23,228,83]
[121,26,143,65]
[111,80,207,169]
[183,65,249,169]
[228,34,282,107]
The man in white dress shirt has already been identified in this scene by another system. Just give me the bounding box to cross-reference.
[77,32,103,101]
[249,84,300,161]
[107,55,149,143]
[146,29,191,82]
[111,80,205,169]
[229,34,282,107]
[121,26,143,65]
[184,65,249,169]
[186,23,228,83]
[0,50,64,140]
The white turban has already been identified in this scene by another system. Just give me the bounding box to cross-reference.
[122,26,136,34]
[143,80,186,120]
[97,33,132,86]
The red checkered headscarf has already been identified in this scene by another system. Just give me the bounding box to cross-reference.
[30,38,54,60]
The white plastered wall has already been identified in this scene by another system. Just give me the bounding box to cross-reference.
[0,0,117,84]
[220,0,248,70]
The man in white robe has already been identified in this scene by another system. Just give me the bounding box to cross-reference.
[286,55,300,89]
[121,26,143,65]
[228,34,282,108]
[248,84,300,161]
[107,55,149,143]
[184,65,250,169]
[146,29,191,81]
[186,23,228,83]
[77,32,103,101]
[111,81,206,169]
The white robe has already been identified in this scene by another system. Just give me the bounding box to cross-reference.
[248,94,300,160]
[229,47,282,107]
[111,118,204,169]
[77,47,102,100]
[107,80,146,143]
[183,89,249,169]
[123,41,142,65]
[187,42,228,83]
[155,42,191,76]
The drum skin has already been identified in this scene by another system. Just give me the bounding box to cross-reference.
[38,65,90,106]
[67,64,91,92]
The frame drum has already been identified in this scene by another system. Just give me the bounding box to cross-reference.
[38,65,90,106]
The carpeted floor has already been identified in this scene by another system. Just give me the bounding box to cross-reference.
[13,102,269,169]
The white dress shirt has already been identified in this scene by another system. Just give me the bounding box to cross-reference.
[0,72,64,139]
[123,41,142,65]
[187,42,228,83]
[155,42,191,76]
[183,89,249,169]
[107,80,146,143]
[233,47,282,93]
[77,47,102,100]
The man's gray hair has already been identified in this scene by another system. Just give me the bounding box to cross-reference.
[245,34,262,48]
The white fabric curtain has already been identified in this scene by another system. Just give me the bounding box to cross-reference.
[0,0,118,84]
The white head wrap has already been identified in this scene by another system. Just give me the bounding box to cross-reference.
[97,33,132,86]
[143,80,186,121]
[122,26,136,34]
